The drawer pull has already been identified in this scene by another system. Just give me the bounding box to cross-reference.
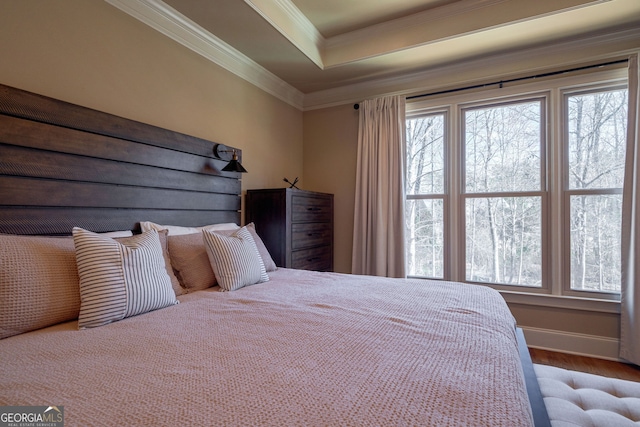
[307,257,321,262]
[307,207,322,211]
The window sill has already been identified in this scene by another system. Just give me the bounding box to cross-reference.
[499,290,620,314]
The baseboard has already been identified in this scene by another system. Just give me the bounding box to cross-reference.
[520,326,621,361]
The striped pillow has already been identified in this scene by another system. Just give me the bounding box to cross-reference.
[215,223,277,272]
[72,228,178,329]
[202,227,269,291]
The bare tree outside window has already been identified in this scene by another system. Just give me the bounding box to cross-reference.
[465,197,542,286]
[464,101,543,286]
[567,88,627,293]
[405,114,445,278]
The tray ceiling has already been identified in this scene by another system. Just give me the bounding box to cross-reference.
[107,0,640,107]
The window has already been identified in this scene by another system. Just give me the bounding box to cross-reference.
[406,113,446,278]
[565,88,627,294]
[463,100,544,287]
[405,69,628,300]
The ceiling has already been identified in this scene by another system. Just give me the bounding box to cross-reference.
[110,0,639,104]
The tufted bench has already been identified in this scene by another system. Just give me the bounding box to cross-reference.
[534,363,640,426]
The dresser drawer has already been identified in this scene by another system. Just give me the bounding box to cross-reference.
[291,245,332,271]
[292,195,332,223]
[292,223,332,250]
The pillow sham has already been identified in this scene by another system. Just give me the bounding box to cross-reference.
[116,230,184,297]
[0,234,81,339]
[73,228,178,329]
[167,232,217,292]
[140,221,239,236]
[157,230,185,296]
[216,223,277,272]
[167,223,277,292]
[202,227,269,291]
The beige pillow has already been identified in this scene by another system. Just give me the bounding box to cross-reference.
[168,232,217,291]
[0,234,81,339]
[167,223,277,292]
[73,228,178,329]
[158,231,185,297]
[202,227,269,291]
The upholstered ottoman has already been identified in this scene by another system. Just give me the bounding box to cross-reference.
[534,363,640,426]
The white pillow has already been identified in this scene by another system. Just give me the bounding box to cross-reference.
[72,228,178,329]
[98,230,133,238]
[202,227,269,291]
[140,221,239,236]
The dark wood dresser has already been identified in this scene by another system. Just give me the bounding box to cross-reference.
[245,188,333,271]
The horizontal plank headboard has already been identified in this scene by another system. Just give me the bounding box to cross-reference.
[0,84,242,235]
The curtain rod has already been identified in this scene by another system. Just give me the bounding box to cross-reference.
[353,58,629,109]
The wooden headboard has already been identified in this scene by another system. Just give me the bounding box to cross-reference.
[0,84,242,235]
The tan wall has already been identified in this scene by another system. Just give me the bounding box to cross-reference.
[0,0,303,212]
[303,104,359,274]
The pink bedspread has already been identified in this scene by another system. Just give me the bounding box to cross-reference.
[0,269,533,426]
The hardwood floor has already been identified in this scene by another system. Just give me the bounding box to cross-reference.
[529,347,640,382]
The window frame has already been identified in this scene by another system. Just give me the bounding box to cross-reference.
[459,96,550,293]
[560,83,629,300]
[405,108,450,279]
[405,67,628,304]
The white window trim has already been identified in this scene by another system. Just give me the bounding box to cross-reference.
[559,82,628,300]
[406,67,628,308]
[406,108,450,278]
[459,95,550,293]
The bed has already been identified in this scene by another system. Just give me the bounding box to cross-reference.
[0,83,547,426]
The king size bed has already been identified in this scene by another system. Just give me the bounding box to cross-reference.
[0,83,548,426]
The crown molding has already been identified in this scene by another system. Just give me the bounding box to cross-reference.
[244,0,325,69]
[103,0,637,112]
[303,25,640,111]
[104,0,304,110]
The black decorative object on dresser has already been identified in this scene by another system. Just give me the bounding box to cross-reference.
[245,188,333,271]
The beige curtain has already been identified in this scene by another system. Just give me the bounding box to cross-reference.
[352,95,406,278]
[621,54,640,365]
